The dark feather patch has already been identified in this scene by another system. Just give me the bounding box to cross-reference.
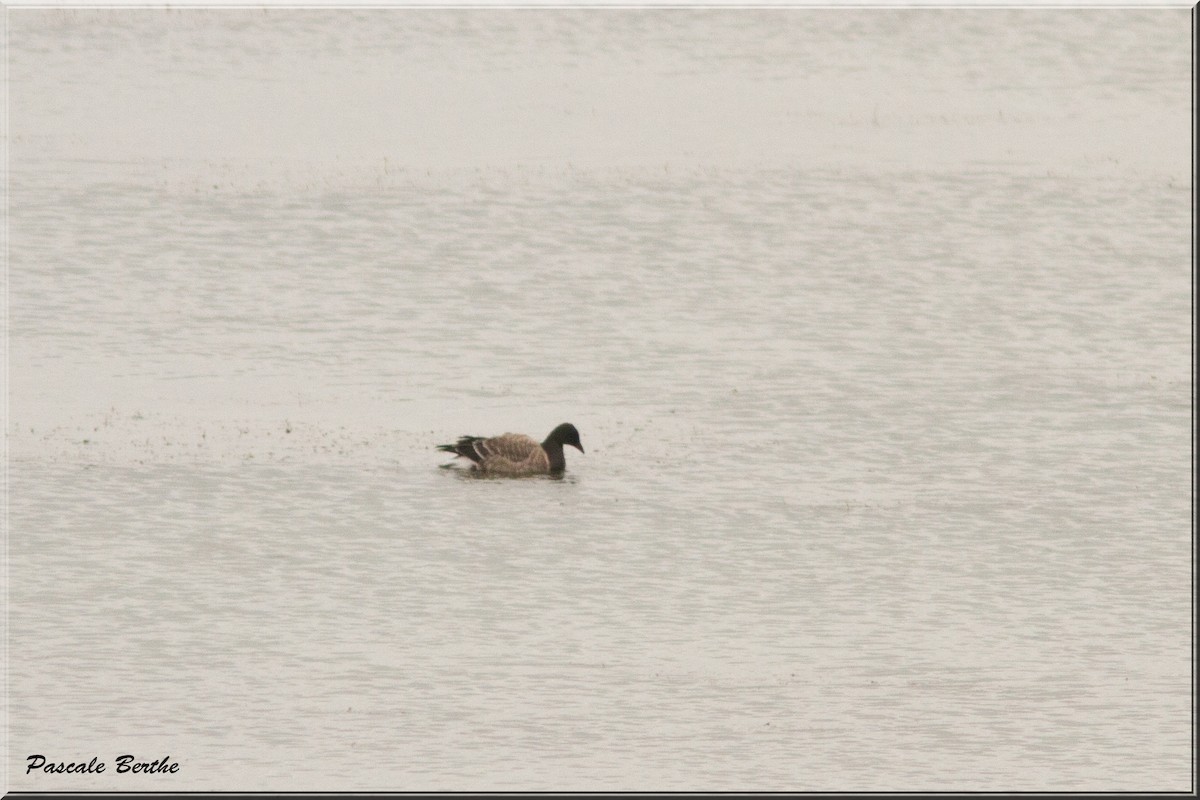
[437,435,486,464]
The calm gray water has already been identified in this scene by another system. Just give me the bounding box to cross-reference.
[5,7,1193,792]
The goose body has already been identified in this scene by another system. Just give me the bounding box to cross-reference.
[437,423,584,475]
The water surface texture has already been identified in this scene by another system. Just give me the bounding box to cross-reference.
[5,8,1193,792]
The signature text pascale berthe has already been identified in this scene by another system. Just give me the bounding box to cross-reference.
[26,754,179,775]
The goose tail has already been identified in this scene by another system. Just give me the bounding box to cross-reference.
[437,436,485,464]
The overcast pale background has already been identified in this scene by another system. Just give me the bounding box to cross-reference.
[4,7,1193,792]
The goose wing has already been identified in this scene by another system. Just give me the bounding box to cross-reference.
[475,432,542,465]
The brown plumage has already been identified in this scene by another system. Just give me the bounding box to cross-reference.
[437,423,584,475]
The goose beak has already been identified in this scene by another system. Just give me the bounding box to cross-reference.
[575,443,585,454]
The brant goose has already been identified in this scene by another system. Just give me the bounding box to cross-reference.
[437,423,584,475]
